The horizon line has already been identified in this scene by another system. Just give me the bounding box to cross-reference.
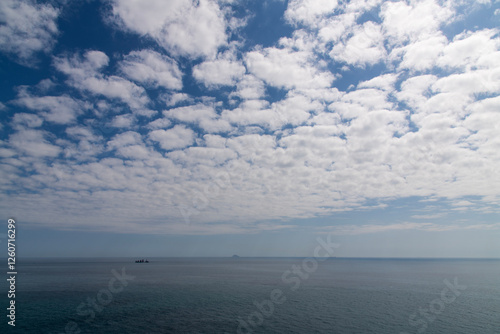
[7,256,500,260]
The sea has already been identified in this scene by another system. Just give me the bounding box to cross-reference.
[1,258,499,333]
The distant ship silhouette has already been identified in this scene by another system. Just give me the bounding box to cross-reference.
[135,259,149,263]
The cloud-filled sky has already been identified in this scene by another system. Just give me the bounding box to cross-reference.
[1,0,499,257]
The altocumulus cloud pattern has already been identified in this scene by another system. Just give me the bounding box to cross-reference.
[0,0,499,235]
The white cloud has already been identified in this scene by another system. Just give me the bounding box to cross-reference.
[149,125,196,150]
[115,144,154,160]
[397,74,438,110]
[222,93,321,130]
[167,146,237,166]
[147,117,172,130]
[437,29,500,69]
[395,33,448,71]
[246,47,335,89]
[323,221,500,235]
[111,0,227,58]
[192,58,246,87]
[164,103,216,123]
[326,222,435,235]
[330,21,386,67]
[226,134,277,161]
[82,76,148,109]
[452,200,474,207]
[163,103,233,133]
[162,93,193,107]
[381,0,453,44]
[66,126,101,143]
[229,75,266,100]
[432,70,500,95]
[120,50,183,90]
[110,114,135,128]
[463,96,500,157]
[9,129,61,158]
[0,147,16,158]
[318,12,357,43]
[15,95,87,124]
[344,0,383,13]
[294,87,342,103]
[278,125,346,170]
[106,131,155,160]
[358,73,398,91]
[411,213,446,219]
[285,0,339,26]
[198,117,233,133]
[336,88,392,114]
[11,113,43,129]
[54,50,152,114]
[62,127,105,161]
[0,0,59,66]
[108,131,143,150]
[222,100,273,128]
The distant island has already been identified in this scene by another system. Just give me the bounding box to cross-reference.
[232,255,240,258]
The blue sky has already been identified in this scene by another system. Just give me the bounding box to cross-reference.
[1,0,499,257]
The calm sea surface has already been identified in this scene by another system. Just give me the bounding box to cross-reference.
[1,258,499,333]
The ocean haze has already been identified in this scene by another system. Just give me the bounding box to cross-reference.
[11,225,500,258]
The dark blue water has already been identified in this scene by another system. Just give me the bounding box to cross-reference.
[1,258,499,333]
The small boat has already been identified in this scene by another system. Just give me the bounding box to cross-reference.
[135,259,149,263]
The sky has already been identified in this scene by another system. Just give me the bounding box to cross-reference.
[0,0,499,258]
